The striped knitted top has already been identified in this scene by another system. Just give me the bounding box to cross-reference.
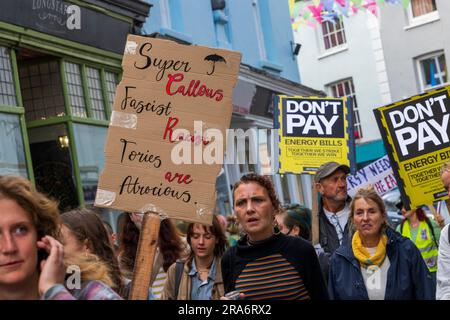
[235,253,310,300]
[150,266,167,300]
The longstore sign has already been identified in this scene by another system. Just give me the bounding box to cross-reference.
[95,35,241,224]
[374,85,450,209]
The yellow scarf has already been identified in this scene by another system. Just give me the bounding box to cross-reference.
[352,231,388,268]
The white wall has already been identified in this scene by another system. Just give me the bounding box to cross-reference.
[295,11,391,143]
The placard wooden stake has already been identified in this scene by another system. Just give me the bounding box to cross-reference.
[129,212,161,300]
[311,177,319,245]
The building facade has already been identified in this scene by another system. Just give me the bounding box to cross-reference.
[0,0,150,224]
[294,0,448,167]
[379,0,449,101]
[144,0,324,213]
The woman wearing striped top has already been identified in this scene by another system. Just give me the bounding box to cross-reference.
[221,173,328,300]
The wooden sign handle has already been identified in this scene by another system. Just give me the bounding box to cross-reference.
[428,204,445,229]
[129,212,161,300]
[311,177,319,245]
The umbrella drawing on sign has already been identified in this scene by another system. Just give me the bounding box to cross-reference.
[204,54,226,75]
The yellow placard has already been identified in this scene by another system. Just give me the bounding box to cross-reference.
[277,96,350,174]
[374,86,450,209]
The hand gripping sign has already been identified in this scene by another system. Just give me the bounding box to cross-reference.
[374,86,450,210]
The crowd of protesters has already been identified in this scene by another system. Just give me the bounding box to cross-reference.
[1,161,450,300]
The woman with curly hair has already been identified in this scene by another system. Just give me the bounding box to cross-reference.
[0,175,121,300]
[221,173,328,300]
[118,213,186,299]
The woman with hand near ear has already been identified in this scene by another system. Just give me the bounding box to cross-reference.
[0,175,121,300]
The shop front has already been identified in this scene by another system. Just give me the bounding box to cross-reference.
[0,0,150,227]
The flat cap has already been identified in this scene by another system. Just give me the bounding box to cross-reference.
[314,161,350,183]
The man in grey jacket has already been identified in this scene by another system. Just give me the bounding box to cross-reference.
[437,163,450,300]
[315,162,351,255]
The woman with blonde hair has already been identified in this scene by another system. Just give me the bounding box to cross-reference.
[328,187,434,300]
[0,175,121,300]
[60,208,125,297]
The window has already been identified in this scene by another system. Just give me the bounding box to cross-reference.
[104,71,118,110]
[64,61,119,120]
[321,17,346,50]
[417,52,448,91]
[20,61,65,121]
[411,0,436,18]
[65,62,87,117]
[0,113,27,177]
[0,47,17,106]
[86,67,106,120]
[329,78,363,139]
[72,123,108,204]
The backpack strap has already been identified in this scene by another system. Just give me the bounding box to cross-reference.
[174,260,184,299]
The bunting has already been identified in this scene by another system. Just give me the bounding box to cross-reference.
[289,0,411,29]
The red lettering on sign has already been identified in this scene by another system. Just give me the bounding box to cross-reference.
[164,171,193,185]
[163,117,179,142]
[166,73,224,101]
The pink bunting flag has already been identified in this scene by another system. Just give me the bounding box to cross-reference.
[308,3,324,23]
[363,0,378,16]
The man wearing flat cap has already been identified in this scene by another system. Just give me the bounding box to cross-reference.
[314,161,351,255]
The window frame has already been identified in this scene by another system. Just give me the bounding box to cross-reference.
[406,0,439,28]
[320,16,347,53]
[61,59,119,122]
[0,45,34,181]
[416,51,449,92]
[327,78,363,140]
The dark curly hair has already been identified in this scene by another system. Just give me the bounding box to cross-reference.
[232,173,282,213]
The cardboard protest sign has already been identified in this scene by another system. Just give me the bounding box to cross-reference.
[347,155,397,197]
[94,35,241,224]
[374,86,450,210]
[274,96,352,174]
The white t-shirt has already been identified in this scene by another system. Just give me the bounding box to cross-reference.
[360,247,390,300]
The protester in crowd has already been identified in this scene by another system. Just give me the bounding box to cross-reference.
[437,163,450,300]
[221,173,328,300]
[226,215,240,247]
[161,215,227,300]
[60,208,125,297]
[328,187,434,300]
[0,175,121,300]
[395,202,440,285]
[315,162,351,255]
[118,213,185,299]
[277,204,329,281]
